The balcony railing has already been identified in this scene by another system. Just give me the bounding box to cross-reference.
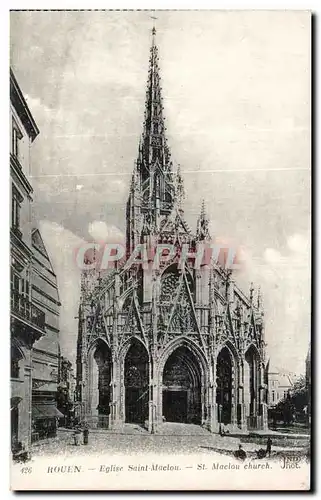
[11,291,45,331]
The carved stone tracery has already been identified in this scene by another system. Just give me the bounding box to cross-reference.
[76,27,266,433]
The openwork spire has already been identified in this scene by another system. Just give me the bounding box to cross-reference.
[126,27,176,248]
[127,27,192,252]
[140,27,171,175]
[196,199,211,241]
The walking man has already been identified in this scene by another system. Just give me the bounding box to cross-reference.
[266,437,272,457]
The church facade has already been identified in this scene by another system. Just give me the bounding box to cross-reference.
[76,29,268,433]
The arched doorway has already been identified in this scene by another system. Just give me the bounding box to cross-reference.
[244,345,259,417]
[89,340,111,424]
[216,347,233,425]
[11,343,24,448]
[11,344,24,379]
[162,346,202,424]
[124,340,149,424]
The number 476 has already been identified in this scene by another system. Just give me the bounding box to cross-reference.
[21,467,32,474]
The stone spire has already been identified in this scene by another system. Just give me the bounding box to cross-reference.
[126,27,175,252]
[249,281,255,304]
[140,27,173,182]
[196,199,211,241]
[175,164,185,209]
[257,285,262,309]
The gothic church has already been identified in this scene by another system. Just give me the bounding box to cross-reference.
[76,28,268,433]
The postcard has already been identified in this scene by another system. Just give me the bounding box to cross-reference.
[10,9,311,491]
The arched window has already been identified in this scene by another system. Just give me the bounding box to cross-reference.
[244,345,260,417]
[124,340,149,424]
[216,347,233,424]
[89,340,111,425]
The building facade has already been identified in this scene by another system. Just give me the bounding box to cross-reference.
[31,229,62,441]
[76,29,267,433]
[57,355,77,427]
[266,362,295,407]
[10,69,45,450]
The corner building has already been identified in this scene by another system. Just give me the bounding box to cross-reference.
[31,229,62,441]
[10,69,45,450]
[76,29,268,433]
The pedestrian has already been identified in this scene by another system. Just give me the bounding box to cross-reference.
[83,427,89,445]
[256,448,266,459]
[234,444,247,461]
[73,429,81,446]
[266,437,272,457]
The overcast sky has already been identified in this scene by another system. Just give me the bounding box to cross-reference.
[10,10,311,374]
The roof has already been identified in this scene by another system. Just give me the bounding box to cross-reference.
[10,68,39,142]
[277,372,294,387]
[267,359,295,386]
[31,228,61,304]
[32,228,52,264]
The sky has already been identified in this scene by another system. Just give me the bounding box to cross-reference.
[10,10,311,374]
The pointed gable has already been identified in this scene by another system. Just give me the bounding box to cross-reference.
[31,228,60,309]
[32,228,49,259]
[31,228,57,277]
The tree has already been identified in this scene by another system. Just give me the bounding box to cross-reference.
[290,375,309,413]
[273,374,308,425]
[275,395,294,425]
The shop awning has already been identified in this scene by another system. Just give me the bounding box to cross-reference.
[32,404,64,419]
[33,383,58,393]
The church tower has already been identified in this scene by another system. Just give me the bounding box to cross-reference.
[77,27,267,435]
[126,28,176,256]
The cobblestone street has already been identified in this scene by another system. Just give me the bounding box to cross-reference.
[30,424,307,459]
[31,424,226,457]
